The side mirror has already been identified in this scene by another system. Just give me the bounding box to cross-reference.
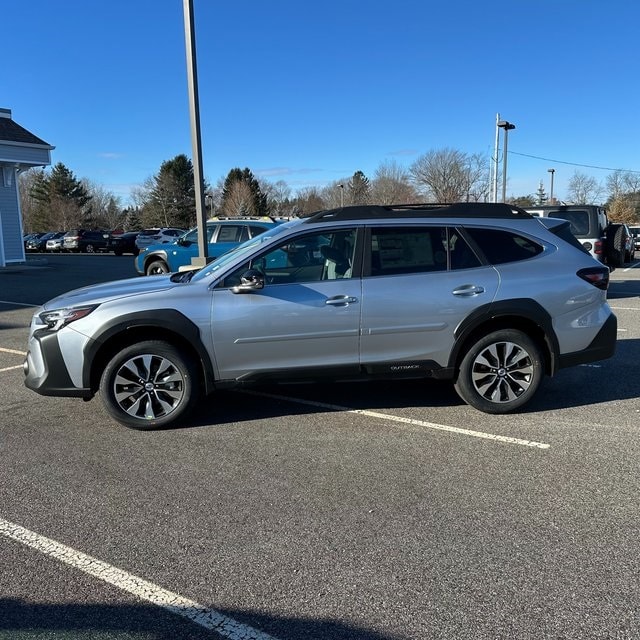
[232,269,265,293]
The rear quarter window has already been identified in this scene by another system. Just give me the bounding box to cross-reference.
[464,228,543,264]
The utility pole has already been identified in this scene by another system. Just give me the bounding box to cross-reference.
[183,0,209,268]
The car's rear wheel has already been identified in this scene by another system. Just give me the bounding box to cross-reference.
[146,259,169,275]
[99,341,200,430]
[85,244,95,253]
[454,329,543,414]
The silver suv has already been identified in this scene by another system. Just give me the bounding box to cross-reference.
[24,203,617,430]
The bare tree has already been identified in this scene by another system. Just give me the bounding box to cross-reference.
[259,178,293,217]
[82,179,123,229]
[293,187,326,216]
[410,148,487,202]
[222,180,255,217]
[370,160,419,205]
[566,171,603,204]
[18,168,44,232]
[320,180,350,209]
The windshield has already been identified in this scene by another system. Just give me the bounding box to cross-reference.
[189,219,302,282]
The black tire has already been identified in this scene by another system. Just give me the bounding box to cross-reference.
[114,250,123,256]
[605,224,627,267]
[85,244,95,253]
[454,329,544,414]
[146,259,169,275]
[99,340,200,430]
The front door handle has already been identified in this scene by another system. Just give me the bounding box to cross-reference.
[326,295,358,306]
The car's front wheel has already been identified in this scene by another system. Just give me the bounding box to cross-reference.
[454,329,544,414]
[146,259,169,275]
[99,341,201,430]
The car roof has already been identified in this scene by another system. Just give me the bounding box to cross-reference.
[304,203,533,223]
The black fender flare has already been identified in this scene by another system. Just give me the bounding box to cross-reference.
[449,298,560,376]
[82,309,215,394]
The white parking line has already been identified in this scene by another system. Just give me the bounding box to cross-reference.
[0,347,27,355]
[242,390,550,449]
[0,365,23,372]
[0,300,37,307]
[0,517,279,640]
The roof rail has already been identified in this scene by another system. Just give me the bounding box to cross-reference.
[305,202,533,222]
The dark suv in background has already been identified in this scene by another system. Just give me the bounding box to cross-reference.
[524,204,632,268]
[62,229,109,253]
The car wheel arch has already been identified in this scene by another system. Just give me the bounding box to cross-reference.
[84,310,216,395]
[142,250,169,271]
[449,299,559,377]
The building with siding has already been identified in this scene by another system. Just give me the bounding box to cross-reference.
[0,108,54,267]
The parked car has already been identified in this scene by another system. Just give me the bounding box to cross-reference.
[26,232,58,252]
[135,218,280,275]
[135,228,186,250]
[62,229,109,253]
[105,231,141,256]
[24,202,616,430]
[24,232,47,251]
[524,204,629,267]
[45,232,67,252]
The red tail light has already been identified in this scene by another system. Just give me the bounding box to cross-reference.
[577,266,609,290]
[593,240,603,255]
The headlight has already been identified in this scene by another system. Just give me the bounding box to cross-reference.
[37,305,98,331]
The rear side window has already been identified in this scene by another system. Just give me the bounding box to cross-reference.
[545,210,590,236]
[548,221,590,254]
[464,228,543,264]
[216,225,245,242]
[370,227,447,276]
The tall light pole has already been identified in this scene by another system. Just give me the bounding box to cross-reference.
[497,120,516,203]
[338,184,344,207]
[492,113,501,202]
[183,0,208,268]
[548,168,555,204]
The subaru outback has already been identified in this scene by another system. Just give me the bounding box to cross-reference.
[24,203,616,430]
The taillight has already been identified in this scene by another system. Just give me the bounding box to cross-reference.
[577,266,609,290]
[593,240,603,255]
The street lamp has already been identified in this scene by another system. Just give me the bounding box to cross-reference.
[497,120,516,203]
[338,183,344,207]
[547,168,555,204]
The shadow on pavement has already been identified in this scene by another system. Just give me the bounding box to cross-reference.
[0,598,401,640]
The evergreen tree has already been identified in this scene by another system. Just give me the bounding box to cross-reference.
[348,170,371,205]
[535,180,547,205]
[142,154,200,228]
[29,163,92,230]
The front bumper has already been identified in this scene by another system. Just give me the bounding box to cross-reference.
[24,330,93,398]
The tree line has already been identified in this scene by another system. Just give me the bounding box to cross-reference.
[20,149,640,233]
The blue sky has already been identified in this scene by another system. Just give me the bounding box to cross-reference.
[3,0,639,204]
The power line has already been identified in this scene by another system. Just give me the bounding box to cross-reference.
[508,151,640,174]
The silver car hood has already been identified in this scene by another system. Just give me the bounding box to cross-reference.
[43,275,177,310]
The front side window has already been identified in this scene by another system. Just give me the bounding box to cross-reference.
[220,228,357,287]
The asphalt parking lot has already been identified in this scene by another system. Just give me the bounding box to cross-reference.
[1,253,639,640]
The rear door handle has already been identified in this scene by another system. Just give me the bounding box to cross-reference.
[452,285,485,297]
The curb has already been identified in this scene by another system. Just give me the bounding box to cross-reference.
[0,258,50,272]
